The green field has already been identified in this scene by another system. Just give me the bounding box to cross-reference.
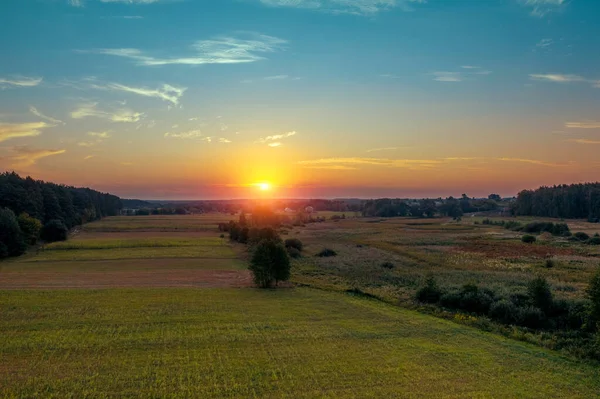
[2,288,599,398]
[1,213,600,397]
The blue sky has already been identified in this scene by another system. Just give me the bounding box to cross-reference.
[1,0,599,199]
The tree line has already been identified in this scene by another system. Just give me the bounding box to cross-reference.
[512,183,600,221]
[0,172,122,258]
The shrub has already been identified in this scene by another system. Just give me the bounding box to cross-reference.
[504,221,522,230]
[0,242,8,259]
[515,306,546,329]
[489,299,519,325]
[415,276,444,304]
[0,208,27,257]
[544,258,556,268]
[587,270,600,331]
[380,262,394,269]
[284,238,303,251]
[40,219,68,243]
[317,248,337,257]
[17,213,42,245]
[287,247,301,259]
[249,240,291,288]
[219,234,225,238]
[528,276,553,312]
[458,284,495,314]
[522,235,536,244]
[586,237,600,246]
[573,232,590,241]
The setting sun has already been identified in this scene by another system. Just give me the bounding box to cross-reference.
[258,183,271,191]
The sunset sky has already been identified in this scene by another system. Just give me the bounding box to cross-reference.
[1,0,599,199]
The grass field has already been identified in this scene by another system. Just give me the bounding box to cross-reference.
[2,288,599,398]
[1,213,600,397]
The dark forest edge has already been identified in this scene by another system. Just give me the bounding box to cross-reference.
[0,172,122,258]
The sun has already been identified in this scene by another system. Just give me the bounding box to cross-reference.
[258,182,271,191]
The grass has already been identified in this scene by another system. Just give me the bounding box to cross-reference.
[83,215,235,232]
[1,288,598,398]
[23,245,237,262]
[45,236,226,250]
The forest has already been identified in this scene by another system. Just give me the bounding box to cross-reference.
[0,172,122,257]
[512,183,600,221]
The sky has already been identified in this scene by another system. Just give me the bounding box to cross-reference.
[1,0,599,200]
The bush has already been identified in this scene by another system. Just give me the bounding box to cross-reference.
[515,306,546,329]
[0,207,27,257]
[0,242,8,259]
[573,232,590,241]
[249,240,291,288]
[544,258,556,268]
[528,276,553,312]
[415,276,444,304]
[287,247,301,259]
[522,235,536,244]
[586,237,600,245]
[17,213,42,245]
[219,234,225,238]
[380,262,394,269]
[587,270,600,331]
[40,219,68,243]
[284,238,303,251]
[489,299,519,325]
[317,248,337,257]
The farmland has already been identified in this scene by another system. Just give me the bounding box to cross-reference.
[1,214,599,397]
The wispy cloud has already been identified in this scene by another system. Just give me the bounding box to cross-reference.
[84,155,95,160]
[256,131,297,144]
[298,156,563,170]
[495,157,561,167]
[62,78,186,105]
[432,72,462,82]
[0,122,52,143]
[530,73,600,88]
[219,138,232,143]
[101,82,186,105]
[70,0,164,6]
[303,165,359,170]
[84,32,287,66]
[536,38,554,48]
[29,106,64,124]
[71,102,143,122]
[3,146,66,167]
[298,157,442,169]
[263,75,289,80]
[366,147,399,153]
[88,131,111,138]
[568,139,600,145]
[0,76,43,89]
[268,142,282,147]
[565,121,600,129]
[530,73,585,83]
[519,0,567,17]
[164,130,203,139]
[257,0,425,16]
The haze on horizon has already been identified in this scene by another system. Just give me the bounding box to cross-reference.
[1,0,599,200]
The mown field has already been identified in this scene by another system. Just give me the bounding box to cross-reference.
[1,213,600,397]
[2,288,599,398]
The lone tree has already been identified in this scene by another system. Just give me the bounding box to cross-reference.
[249,239,290,288]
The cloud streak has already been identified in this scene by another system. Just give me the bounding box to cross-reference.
[29,106,64,124]
[0,76,43,89]
[71,102,143,122]
[530,73,599,89]
[519,0,567,17]
[4,146,66,167]
[0,122,53,143]
[85,33,287,66]
[164,130,203,139]
[565,121,600,129]
[257,0,425,16]
[256,131,297,144]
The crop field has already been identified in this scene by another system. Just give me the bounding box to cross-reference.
[2,288,599,398]
[1,213,599,397]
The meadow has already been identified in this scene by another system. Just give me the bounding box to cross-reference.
[1,213,599,397]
